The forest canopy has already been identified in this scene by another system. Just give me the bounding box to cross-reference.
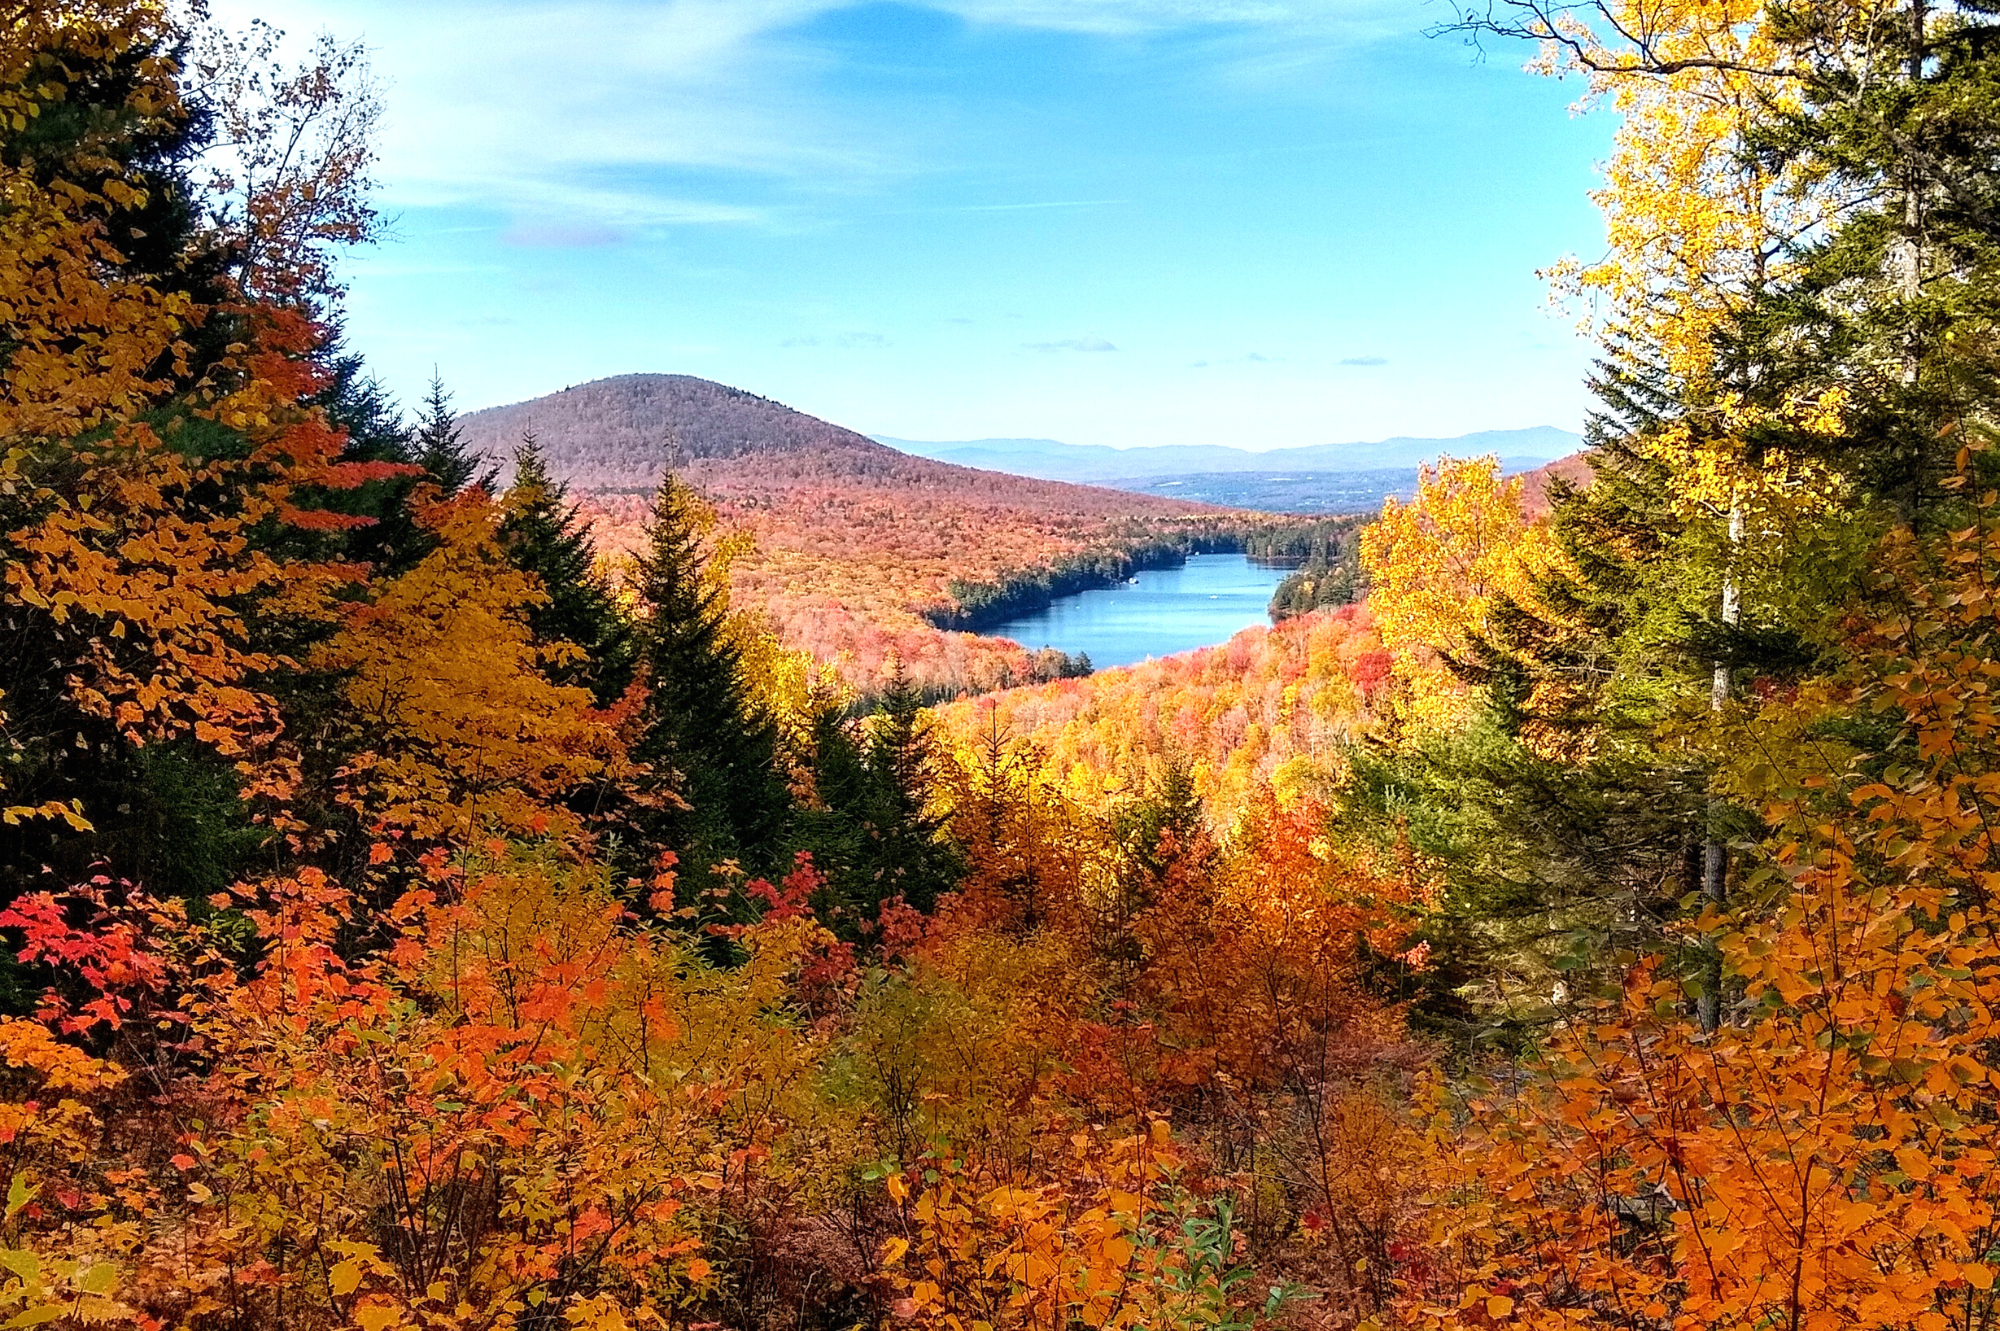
[4,1,2000,1330]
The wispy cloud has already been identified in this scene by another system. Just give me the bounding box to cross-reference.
[1025,337,1119,352]
[209,0,1390,237]
[1339,355,1389,366]
[501,222,628,248]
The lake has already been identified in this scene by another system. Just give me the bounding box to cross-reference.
[981,553,1289,670]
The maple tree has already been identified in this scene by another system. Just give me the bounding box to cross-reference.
[15,0,2000,1328]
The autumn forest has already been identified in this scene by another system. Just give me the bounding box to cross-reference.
[5,2,2000,1330]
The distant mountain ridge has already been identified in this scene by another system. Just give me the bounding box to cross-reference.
[875,427,1581,484]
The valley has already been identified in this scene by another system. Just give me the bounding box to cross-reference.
[455,374,1340,693]
[11,8,1993,1331]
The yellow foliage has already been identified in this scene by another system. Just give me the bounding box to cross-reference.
[315,492,634,845]
[1360,457,1558,735]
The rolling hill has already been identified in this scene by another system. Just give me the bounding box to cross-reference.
[875,426,1581,488]
[454,375,1285,694]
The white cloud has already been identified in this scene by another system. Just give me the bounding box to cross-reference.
[202,0,1388,231]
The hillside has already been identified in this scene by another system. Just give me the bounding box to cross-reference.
[1516,449,1596,516]
[936,602,1389,822]
[456,375,1280,693]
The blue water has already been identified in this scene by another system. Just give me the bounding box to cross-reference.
[982,553,1288,670]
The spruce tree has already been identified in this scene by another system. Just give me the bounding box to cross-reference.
[857,664,963,913]
[632,474,791,886]
[500,435,636,704]
[789,663,964,937]
[304,324,427,574]
[413,371,491,496]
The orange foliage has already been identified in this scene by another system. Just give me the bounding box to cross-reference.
[0,0,394,818]
[871,692,1436,1326]
[1395,503,2000,1331]
[886,1122,1272,1331]
[935,605,1389,821]
[580,478,1246,697]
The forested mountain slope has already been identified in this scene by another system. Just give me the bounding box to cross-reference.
[457,375,1303,692]
[937,603,1390,822]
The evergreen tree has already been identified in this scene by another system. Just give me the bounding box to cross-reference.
[413,371,491,496]
[1110,754,1208,898]
[786,663,965,937]
[302,323,428,574]
[1738,0,2000,525]
[632,474,791,887]
[499,435,636,704]
[859,665,963,912]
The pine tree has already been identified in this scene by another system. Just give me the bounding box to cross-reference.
[788,664,964,937]
[413,371,490,496]
[858,664,963,913]
[632,473,791,886]
[500,435,636,704]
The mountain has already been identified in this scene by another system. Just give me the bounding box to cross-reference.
[874,426,1582,484]
[458,374,897,491]
[453,375,1290,696]
[1517,449,1597,517]
[1114,470,1428,515]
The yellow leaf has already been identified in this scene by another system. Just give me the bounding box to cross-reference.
[329,1260,363,1296]
[882,1237,909,1266]
[1487,1295,1515,1318]
[885,1173,909,1202]
[355,1305,399,1331]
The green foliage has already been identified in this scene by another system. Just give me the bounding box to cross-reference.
[413,371,491,497]
[793,666,964,931]
[632,474,793,883]
[500,437,637,705]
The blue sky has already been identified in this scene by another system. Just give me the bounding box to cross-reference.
[210,1,1613,450]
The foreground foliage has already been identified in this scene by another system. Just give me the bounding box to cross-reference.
[9,0,2000,1328]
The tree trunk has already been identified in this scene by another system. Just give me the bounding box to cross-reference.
[1697,495,1743,1033]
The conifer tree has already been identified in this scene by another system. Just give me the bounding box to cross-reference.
[789,664,962,935]
[500,435,636,704]
[413,371,490,496]
[858,664,963,912]
[632,473,791,885]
